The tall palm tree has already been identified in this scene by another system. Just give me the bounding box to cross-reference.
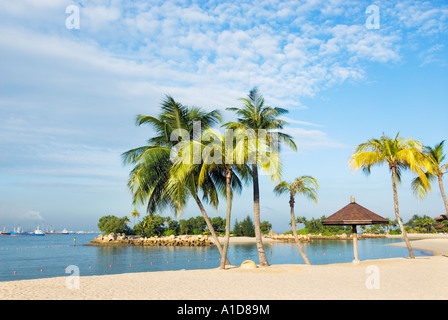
[349,133,433,259]
[224,88,296,266]
[411,141,448,214]
[122,95,228,259]
[274,176,318,265]
[171,129,244,268]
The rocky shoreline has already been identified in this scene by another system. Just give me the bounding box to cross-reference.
[86,232,388,247]
[86,233,214,247]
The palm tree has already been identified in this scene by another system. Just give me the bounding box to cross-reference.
[411,141,448,214]
[274,176,318,265]
[130,208,140,226]
[349,133,433,259]
[122,95,229,259]
[170,129,240,269]
[224,88,296,266]
[170,128,277,268]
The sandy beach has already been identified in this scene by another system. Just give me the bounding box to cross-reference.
[1,235,447,300]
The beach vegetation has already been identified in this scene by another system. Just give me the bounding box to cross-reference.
[130,208,140,226]
[405,214,438,233]
[224,87,296,266]
[168,128,252,268]
[411,140,448,214]
[349,132,433,259]
[233,215,256,237]
[274,175,319,265]
[134,214,166,237]
[260,221,272,233]
[98,215,133,235]
[121,95,230,261]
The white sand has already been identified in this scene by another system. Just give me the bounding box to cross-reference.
[1,236,447,300]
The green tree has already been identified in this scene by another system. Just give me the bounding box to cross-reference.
[211,216,226,234]
[406,214,436,233]
[130,208,140,226]
[179,219,189,235]
[233,219,242,236]
[411,141,448,214]
[134,214,166,237]
[164,216,180,236]
[349,133,433,258]
[306,217,322,233]
[233,215,255,237]
[274,176,319,265]
[98,215,132,234]
[224,88,296,266]
[240,215,255,237]
[260,221,272,233]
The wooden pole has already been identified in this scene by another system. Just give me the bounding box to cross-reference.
[352,225,359,264]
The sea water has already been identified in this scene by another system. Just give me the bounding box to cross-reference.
[0,234,432,282]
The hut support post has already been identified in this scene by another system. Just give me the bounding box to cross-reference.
[352,225,360,264]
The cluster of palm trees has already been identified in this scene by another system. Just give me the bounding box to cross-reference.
[122,88,306,268]
[122,88,447,268]
[349,135,448,258]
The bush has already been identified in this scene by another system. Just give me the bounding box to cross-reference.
[163,229,177,237]
[98,215,133,235]
[233,215,255,237]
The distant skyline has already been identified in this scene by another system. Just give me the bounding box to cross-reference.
[0,0,447,232]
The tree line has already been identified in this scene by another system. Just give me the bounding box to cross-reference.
[97,214,274,237]
[98,212,447,238]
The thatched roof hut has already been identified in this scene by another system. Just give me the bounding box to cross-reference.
[323,196,388,264]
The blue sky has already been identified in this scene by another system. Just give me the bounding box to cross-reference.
[0,0,447,232]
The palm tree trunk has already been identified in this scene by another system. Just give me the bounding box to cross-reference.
[220,167,232,269]
[290,195,310,265]
[252,164,269,266]
[437,174,448,214]
[193,193,230,265]
[391,166,415,259]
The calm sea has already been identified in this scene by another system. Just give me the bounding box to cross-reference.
[0,234,432,282]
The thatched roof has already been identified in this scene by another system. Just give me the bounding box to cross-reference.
[434,215,448,222]
[323,196,389,226]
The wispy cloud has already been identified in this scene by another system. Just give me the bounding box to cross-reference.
[283,127,347,150]
[279,116,323,128]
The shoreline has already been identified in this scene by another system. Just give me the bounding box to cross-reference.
[1,235,447,300]
[2,256,447,300]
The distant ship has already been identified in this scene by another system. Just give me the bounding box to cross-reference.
[10,226,45,236]
[45,228,70,235]
[1,227,10,236]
